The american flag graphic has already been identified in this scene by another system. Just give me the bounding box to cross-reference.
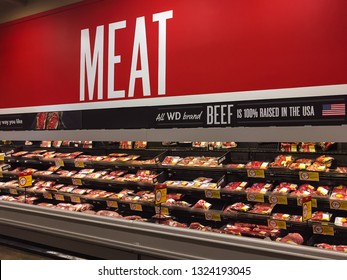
[322,103,346,116]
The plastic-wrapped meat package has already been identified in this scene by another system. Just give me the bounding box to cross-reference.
[59,185,77,193]
[276,233,304,245]
[224,202,251,213]
[271,213,291,220]
[335,167,347,173]
[245,161,269,169]
[310,211,332,222]
[270,155,294,168]
[246,183,273,194]
[290,184,315,197]
[56,203,76,211]
[188,222,212,231]
[192,199,212,210]
[74,203,94,212]
[248,203,274,215]
[331,185,347,200]
[272,182,298,194]
[289,215,303,222]
[96,210,122,218]
[334,217,347,227]
[223,181,248,192]
[306,162,328,172]
[37,203,55,208]
[316,243,347,252]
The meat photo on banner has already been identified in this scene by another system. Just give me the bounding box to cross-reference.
[34,111,82,130]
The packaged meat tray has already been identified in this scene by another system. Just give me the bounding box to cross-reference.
[224,163,245,169]
[164,198,191,207]
[192,199,212,210]
[248,203,274,215]
[223,181,248,192]
[272,182,298,194]
[270,155,294,168]
[276,233,304,245]
[245,161,269,169]
[335,167,347,173]
[290,184,329,197]
[177,156,220,167]
[161,156,182,165]
[289,215,303,222]
[315,243,347,253]
[246,183,273,194]
[224,202,251,213]
[310,211,332,222]
[271,213,291,221]
[330,185,347,200]
[334,217,347,227]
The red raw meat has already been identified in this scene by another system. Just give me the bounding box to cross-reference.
[36,112,48,129]
[277,233,304,245]
[46,112,60,130]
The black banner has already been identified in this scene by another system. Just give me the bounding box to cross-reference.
[0,95,346,131]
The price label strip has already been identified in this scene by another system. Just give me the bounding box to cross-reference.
[43,192,53,199]
[9,188,18,195]
[70,196,81,203]
[205,212,221,222]
[55,158,64,167]
[269,195,288,205]
[54,194,65,201]
[247,169,265,178]
[106,200,119,208]
[330,200,347,211]
[130,203,143,212]
[0,153,4,161]
[302,196,312,221]
[74,160,85,168]
[247,193,265,203]
[72,178,83,186]
[155,206,169,215]
[205,189,221,199]
[312,224,334,236]
[268,219,287,230]
[299,171,319,182]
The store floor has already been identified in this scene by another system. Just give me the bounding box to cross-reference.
[0,243,54,260]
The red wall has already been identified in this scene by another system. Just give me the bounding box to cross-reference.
[1,0,347,109]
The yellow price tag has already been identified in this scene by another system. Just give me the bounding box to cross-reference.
[312,224,334,236]
[9,188,18,195]
[302,197,312,221]
[0,153,4,161]
[70,196,81,203]
[130,203,143,212]
[72,178,83,186]
[54,194,65,201]
[55,159,64,167]
[247,169,265,178]
[106,200,119,208]
[268,219,287,229]
[330,200,347,210]
[155,186,167,205]
[0,171,3,178]
[269,195,288,205]
[247,193,265,202]
[155,206,169,215]
[43,193,53,199]
[18,174,32,188]
[205,212,221,221]
[205,189,221,199]
[74,160,85,168]
[299,171,319,181]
